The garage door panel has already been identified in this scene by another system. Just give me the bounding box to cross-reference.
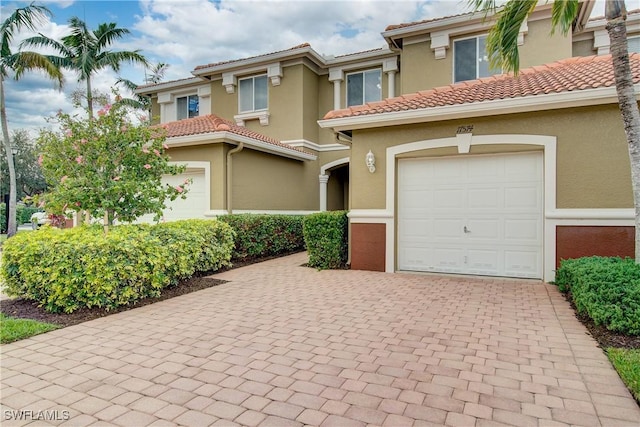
[434,188,465,208]
[504,219,540,241]
[398,152,543,279]
[399,219,431,240]
[504,186,540,209]
[504,251,541,277]
[467,188,499,209]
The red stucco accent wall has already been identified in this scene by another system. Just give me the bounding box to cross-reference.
[351,223,385,272]
[556,226,635,268]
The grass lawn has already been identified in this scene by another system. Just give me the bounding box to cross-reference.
[0,313,59,344]
[607,347,640,402]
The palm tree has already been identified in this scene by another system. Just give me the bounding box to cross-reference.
[115,62,170,112]
[1,3,63,237]
[470,0,640,262]
[22,17,148,117]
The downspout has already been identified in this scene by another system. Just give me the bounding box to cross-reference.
[226,142,244,214]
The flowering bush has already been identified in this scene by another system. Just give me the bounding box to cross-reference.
[36,102,188,225]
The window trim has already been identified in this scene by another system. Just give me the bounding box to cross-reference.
[176,94,199,120]
[238,74,268,113]
[452,34,500,83]
[345,68,382,108]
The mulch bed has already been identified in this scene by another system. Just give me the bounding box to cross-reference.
[563,293,640,350]
[0,252,302,329]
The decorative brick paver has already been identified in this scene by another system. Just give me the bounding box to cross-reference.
[1,252,639,426]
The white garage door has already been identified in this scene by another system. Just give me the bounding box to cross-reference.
[398,152,543,279]
[161,170,207,221]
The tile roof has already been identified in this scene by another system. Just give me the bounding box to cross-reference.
[194,43,311,71]
[160,114,309,155]
[334,47,385,59]
[588,8,640,21]
[323,54,640,120]
[385,11,475,31]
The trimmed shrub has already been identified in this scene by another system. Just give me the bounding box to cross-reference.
[16,206,41,225]
[0,203,5,233]
[303,211,348,269]
[555,256,640,335]
[1,220,234,313]
[150,219,236,279]
[219,214,305,260]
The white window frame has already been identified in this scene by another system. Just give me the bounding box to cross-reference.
[452,34,500,83]
[238,74,268,113]
[346,68,382,108]
[176,94,199,120]
[629,35,640,54]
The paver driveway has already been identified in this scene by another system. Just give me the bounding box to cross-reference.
[1,252,639,426]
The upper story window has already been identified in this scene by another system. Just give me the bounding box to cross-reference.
[454,35,500,83]
[239,75,268,113]
[629,36,640,54]
[346,69,382,107]
[177,95,199,120]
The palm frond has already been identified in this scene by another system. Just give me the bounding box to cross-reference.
[485,0,537,75]
[550,0,579,35]
[1,3,53,57]
[11,51,64,86]
[20,34,71,57]
[97,50,149,72]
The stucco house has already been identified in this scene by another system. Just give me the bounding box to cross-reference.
[136,0,640,281]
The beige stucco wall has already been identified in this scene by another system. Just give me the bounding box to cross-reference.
[166,143,227,210]
[232,148,319,210]
[302,66,320,143]
[318,76,337,145]
[572,39,595,57]
[518,18,573,68]
[401,41,436,94]
[350,104,632,210]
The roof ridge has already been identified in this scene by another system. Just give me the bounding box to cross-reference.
[194,43,312,71]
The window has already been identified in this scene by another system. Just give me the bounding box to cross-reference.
[629,36,640,54]
[177,95,199,120]
[239,75,268,113]
[347,69,381,107]
[454,35,500,82]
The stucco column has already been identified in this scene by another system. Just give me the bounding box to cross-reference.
[329,68,344,111]
[319,173,330,211]
[382,58,399,100]
[387,70,396,99]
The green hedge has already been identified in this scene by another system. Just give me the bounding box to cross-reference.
[17,206,41,225]
[0,203,5,233]
[555,257,640,335]
[219,214,304,260]
[1,219,234,313]
[303,211,348,269]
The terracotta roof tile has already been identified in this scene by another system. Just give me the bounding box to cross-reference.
[160,114,309,155]
[323,54,640,120]
[385,11,475,31]
[194,43,311,71]
[334,47,385,58]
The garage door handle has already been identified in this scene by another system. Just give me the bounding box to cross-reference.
[464,226,471,233]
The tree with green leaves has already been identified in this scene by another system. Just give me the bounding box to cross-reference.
[470,0,640,261]
[37,101,189,231]
[1,2,63,237]
[0,130,47,200]
[22,17,148,118]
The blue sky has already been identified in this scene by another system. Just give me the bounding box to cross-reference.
[2,0,606,134]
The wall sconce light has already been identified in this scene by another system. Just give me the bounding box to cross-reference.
[365,150,376,173]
